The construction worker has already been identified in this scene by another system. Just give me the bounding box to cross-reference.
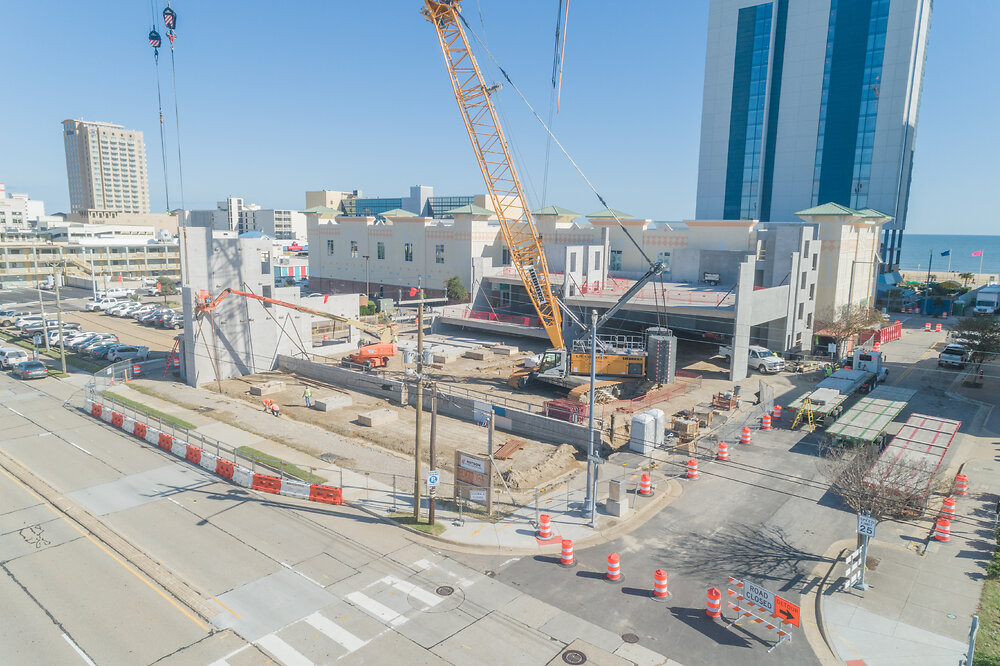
[271,401,281,417]
[262,398,272,412]
[303,386,313,408]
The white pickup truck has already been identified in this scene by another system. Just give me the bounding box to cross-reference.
[718,345,786,374]
[938,344,969,368]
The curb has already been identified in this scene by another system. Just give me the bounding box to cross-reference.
[805,538,855,666]
[347,477,683,557]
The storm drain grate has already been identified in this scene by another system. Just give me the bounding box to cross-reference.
[621,633,639,644]
[435,585,454,597]
[562,649,587,664]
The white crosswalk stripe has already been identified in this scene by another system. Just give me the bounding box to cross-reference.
[304,611,368,653]
[346,591,408,626]
[380,575,443,608]
[257,634,313,666]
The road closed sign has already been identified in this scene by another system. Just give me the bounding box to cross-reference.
[743,580,775,614]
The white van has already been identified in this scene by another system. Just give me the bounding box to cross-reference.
[0,349,30,369]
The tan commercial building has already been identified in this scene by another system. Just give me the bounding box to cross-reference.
[795,203,890,320]
[62,119,151,215]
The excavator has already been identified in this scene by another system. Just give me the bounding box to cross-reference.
[422,0,666,396]
[194,288,398,371]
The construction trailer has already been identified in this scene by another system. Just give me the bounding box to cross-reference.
[824,385,917,448]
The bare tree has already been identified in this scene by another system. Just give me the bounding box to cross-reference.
[819,445,944,521]
[816,304,885,359]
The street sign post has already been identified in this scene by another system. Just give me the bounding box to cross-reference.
[857,514,877,537]
[855,513,874,590]
[427,471,440,487]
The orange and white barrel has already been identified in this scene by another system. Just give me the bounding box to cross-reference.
[652,569,670,600]
[762,413,772,431]
[560,539,574,566]
[717,441,729,461]
[955,473,969,496]
[687,459,699,479]
[740,427,752,445]
[706,587,722,618]
[940,497,956,519]
[639,473,652,496]
[934,517,951,542]
[538,514,552,539]
[606,553,621,582]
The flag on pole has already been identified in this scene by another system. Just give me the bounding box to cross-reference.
[972,250,984,257]
[940,250,950,257]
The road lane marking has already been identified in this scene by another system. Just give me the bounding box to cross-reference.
[280,561,324,588]
[69,443,91,456]
[257,634,313,666]
[499,557,520,568]
[304,612,367,653]
[207,644,250,666]
[411,558,432,571]
[62,633,96,665]
[0,457,211,631]
[380,576,442,608]
[39,432,52,437]
[211,597,242,619]
[8,408,24,417]
[346,591,407,626]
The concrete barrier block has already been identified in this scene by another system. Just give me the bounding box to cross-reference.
[250,381,286,396]
[314,394,352,411]
[358,408,397,427]
[432,353,452,365]
[463,350,491,361]
[493,345,518,356]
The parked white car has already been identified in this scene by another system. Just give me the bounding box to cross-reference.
[107,346,149,363]
[0,349,31,369]
[99,287,135,299]
[85,298,119,311]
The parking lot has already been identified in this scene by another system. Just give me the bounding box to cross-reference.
[0,286,182,376]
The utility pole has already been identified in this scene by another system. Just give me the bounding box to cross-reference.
[487,411,495,517]
[584,309,598,523]
[53,265,67,374]
[429,383,437,525]
[363,255,370,299]
[398,281,447,524]
[413,282,424,521]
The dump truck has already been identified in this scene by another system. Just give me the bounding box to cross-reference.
[788,349,888,428]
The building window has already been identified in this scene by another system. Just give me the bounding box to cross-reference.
[798,302,805,320]
[812,253,818,270]
[594,251,601,271]
[610,249,623,271]
[351,240,358,258]
[800,272,807,289]
[404,243,414,262]
[326,239,334,256]
[806,312,813,328]
[377,241,385,260]
[809,283,815,300]
[435,244,445,264]
[501,247,511,266]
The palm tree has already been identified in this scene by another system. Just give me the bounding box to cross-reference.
[959,272,974,287]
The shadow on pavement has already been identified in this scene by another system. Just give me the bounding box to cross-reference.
[668,607,754,648]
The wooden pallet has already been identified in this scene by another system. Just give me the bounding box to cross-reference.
[494,439,526,460]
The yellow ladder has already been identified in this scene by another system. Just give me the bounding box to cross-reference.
[791,398,816,432]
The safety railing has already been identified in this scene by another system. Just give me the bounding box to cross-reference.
[438,306,542,329]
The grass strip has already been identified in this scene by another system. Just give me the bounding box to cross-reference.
[387,513,446,536]
[103,391,198,430]
[234,445,326,484]
[0,331,107,372]
[976,528,1000,665]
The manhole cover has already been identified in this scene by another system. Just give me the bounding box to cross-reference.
[436,585,454,596]
[562,650,587,664]
[621,633,639,644]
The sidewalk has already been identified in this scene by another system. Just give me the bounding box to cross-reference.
[817,385,998,665]
[96,380,680,553]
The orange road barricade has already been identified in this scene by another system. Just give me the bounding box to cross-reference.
[955,473,968,496]
[941,497,956,519]
[185,445,202,465]
[717,441,729,461]
[772,405,782,422]
[538,514,552,539]
[706,587,722,618]
[606,553,621,582]
[762,413,772,431]
[652,569,670,601]
[560,539,574,567]
[639,473,652,496]
[252,474,282,494]
[216,458,235,480]
[308,485,343,505]
[740,427,752,445]
[687,459,699,479]
[935,517,951,542]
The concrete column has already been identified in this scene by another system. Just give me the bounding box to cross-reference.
[729,258,755,382]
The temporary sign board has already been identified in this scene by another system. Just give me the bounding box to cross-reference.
[468,489,487,502]
[774,596,800,628]
[743,580,775,615]
[458,453,486,475]
[857,514,877,538]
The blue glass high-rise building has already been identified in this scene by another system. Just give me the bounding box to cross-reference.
[696,0,932,272]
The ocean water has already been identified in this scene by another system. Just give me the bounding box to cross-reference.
[898,234,1000,274]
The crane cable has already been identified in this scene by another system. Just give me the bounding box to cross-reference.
[455,10,653,269]
[148,0,170,211]
[541,0,569,206]
[163,2,185,210]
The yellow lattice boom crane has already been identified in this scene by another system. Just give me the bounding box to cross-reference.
[422,1,664,395]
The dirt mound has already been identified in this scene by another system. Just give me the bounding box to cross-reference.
[502,443,579,489]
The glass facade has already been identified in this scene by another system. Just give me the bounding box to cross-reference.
[812,0,889,209]
[342,198,402,217]
[427,196,476,219]
[723,3,773,220]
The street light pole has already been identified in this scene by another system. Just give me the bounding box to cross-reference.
[362,255,370,299]
[414,280,424,522]
[584,309,598,524]
[53,265,67,374]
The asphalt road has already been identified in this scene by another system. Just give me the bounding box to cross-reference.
[1,370,666,665]
[450,323,979,665]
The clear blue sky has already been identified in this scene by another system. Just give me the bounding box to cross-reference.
[1,1,996,234]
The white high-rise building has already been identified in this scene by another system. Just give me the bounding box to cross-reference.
[62,119,151,215]
[695,0,931,271]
